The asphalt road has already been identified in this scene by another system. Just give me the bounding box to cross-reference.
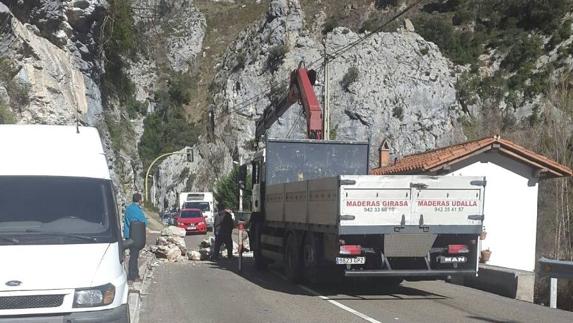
[140,234,573,323]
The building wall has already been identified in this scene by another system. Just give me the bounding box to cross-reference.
[447,152,538,272]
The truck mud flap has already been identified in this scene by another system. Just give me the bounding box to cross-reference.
[344,269,476,277]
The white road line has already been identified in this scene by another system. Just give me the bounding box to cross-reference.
[297,284,383,323]
[269,270,382,323]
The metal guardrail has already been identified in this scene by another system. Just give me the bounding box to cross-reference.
[538,257,573,309]
[539,257,573,279]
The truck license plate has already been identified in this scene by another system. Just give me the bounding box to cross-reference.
[336,257,365,265]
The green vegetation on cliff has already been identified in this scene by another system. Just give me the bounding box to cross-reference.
[139,74,201,168]
[102,0,139,109]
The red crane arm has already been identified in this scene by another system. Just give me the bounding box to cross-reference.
[255,65,323,141]
[289,68,323,139]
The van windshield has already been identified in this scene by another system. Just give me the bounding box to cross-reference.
[184,202,210,212]
[0,176,119,245]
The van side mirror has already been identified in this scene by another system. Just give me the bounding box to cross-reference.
[123,221,146,250]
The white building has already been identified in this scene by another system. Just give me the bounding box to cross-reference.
[371,136,572,273]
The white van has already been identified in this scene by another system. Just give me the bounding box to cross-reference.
[179,192,215,229]
[0,125,135,322]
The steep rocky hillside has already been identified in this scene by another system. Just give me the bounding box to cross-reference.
[151,0,466,208]
[0,0,141,203]
[0,0,210,206]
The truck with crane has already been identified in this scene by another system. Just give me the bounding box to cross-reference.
[239,62,486,283]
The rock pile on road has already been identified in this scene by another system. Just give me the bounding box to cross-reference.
[196,235,251,260]
[148,227,254,263]
[150,226,188,262]
[193,238,213,261]
[161,226,187,237]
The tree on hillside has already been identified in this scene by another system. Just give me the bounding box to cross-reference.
[214,167,252,211]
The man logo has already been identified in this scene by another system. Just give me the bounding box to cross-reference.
[5,280,22,287]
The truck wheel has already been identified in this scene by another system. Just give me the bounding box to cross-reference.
[303,233,319,283]
[285,233,302,283]
[254,248,268,270]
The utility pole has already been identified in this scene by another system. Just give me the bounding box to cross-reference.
[238,155,243,212]
[323,41,330,140]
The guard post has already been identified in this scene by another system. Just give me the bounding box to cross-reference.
[538,257,573,308]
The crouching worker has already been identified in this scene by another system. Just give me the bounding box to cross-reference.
[212,205,235,260]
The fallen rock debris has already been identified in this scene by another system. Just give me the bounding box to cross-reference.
[188,251,201,261]
[150,226,187,262]
[149,227,252,262]
[161,226,186,238]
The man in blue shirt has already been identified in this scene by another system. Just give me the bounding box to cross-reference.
[123,193,148,282]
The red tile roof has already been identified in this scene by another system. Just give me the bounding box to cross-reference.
[371,136,573,178]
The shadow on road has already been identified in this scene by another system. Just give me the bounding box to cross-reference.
[316,281,448,301]
[206,257,315,296]
[205,256,448,301]
[465,315,520,323]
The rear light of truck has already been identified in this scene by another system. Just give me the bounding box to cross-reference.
[448,244,469,254]
[339,245,362,256]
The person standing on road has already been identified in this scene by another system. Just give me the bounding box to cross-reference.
[212,206,235,260]
[123,192,148,282]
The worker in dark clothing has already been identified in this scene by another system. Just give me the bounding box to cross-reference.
[212,207,235,260]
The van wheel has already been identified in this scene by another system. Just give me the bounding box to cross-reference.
[285,233,302,283]
[303,233,320,283]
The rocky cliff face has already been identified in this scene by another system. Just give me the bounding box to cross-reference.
[1,0,462,209]
[150,0,464,208]
[0,1,103,125]
[11,0,563,213]
[0,0,477,210]
[0,1,139,206]
[129,0,206,106]
[325,29,462,159]
[0,0,209,208]
[214,0,463,163]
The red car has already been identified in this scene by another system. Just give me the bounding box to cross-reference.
[176,208,207,234]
